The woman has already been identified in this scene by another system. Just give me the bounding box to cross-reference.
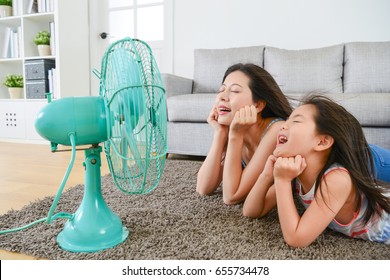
[196,63,292,204]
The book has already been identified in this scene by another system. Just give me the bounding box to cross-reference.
[47,68,58,98]
[49,21,56,55]
[12,0,22,16]
[46,0,54,12]
[12,29,19,58]
[26,0,34,14]
[1,27,12,58]
[37,0,47,13]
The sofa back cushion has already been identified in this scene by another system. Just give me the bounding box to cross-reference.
[264,45,344,93]
[167,94,216,122]
[193,46,264,93]
[344,41,390,93]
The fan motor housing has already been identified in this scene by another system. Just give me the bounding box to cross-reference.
[35,96,108,146]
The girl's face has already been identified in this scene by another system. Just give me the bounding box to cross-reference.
[215,71,255,125]
[273,104,323,157]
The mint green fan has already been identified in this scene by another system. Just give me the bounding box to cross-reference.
[31,37,167,252]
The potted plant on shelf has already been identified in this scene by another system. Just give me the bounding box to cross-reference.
[0,0,12,18]
[33,30,51,56]
[3,74,24,99]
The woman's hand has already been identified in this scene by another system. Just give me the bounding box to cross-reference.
[230,105,258,135]
[274,155,307,182]
[208,106,226,129]
[207,105,228,142]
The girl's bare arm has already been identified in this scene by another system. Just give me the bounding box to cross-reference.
[243,155,277,217]
[274,157,353,248]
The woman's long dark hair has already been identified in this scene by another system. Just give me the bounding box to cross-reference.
[303,94,390,224]
[222,63,293,119]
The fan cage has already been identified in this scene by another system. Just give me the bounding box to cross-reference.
[99,37,167,194]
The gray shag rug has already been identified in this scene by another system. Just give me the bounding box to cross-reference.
[0,159,389,260]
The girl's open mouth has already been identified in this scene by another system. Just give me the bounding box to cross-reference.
[277,134,288,144]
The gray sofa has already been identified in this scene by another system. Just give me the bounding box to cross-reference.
[163,42,390,156]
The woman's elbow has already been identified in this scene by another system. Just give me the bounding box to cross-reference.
[243,210,256,218]
[196,187,208,196]
[243,198,272,218]
[223,195,242,205]
[242,205,262,218]
[283,235,311,248]
[196,183,214,196]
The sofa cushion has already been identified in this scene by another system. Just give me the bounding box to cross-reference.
[344,41,390,93]
[167,92,390,126]
[285,93,390,127]
[193,46,264,93]
[167,93,216,122]
[336,93,390,126]
[264,45,344,93]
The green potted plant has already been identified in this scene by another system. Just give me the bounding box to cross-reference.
[33,30,51,56]
[0,0,12,18]
[3,74,24,99]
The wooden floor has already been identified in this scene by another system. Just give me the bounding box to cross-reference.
[0,141,110,260]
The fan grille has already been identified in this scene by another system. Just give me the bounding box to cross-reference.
[99,38,167,194]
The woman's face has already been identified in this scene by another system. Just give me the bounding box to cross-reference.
[215,71,255,125]
[273,104,321,157]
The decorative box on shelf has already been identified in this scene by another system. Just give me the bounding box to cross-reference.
[24,59,55,99]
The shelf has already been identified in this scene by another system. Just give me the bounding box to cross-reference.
[0,1,57,99]
[0,57,23,62]
[0,0,89,143]
[24,55,55,60]
[0,16,22,24]
[22,11,54,20]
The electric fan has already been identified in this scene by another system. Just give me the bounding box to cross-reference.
[31,37,167,252]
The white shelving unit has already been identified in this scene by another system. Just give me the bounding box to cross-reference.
[0,0,89,142]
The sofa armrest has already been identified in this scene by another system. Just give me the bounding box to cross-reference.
[161,73,194,98]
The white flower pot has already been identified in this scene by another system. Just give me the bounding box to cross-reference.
[0,5,12,18]
[37,45,51,56]
[8,87,24,99]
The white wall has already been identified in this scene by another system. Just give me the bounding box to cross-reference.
[172,0,390,78]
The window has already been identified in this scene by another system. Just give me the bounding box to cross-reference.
[108,0,164,43]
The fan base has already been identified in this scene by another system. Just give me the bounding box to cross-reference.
[57,226,129,253]
[56,146,129,253]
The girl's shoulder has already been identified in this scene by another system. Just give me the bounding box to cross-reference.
[320,163,354,200]
[322,163,352,190]
[324,163,349,177]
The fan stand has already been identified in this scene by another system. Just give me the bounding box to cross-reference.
[56,146,129,252]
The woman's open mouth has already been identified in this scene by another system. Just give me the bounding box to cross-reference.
[218,105,231,115]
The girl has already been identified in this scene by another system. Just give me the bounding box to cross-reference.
[243,95,390,247]
[196,63,292,205]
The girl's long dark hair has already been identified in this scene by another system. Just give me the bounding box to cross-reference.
[223,63,293,119]
[303,95,390,224]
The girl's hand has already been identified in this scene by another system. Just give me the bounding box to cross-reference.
[262,154,277,179]
[274,155,307,182]
[230,105,258,134]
